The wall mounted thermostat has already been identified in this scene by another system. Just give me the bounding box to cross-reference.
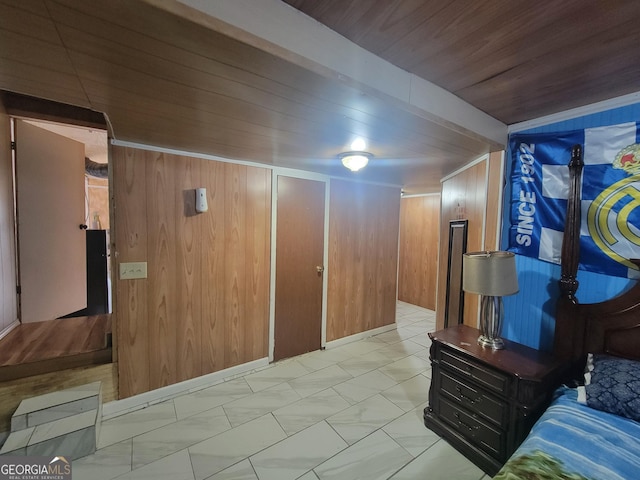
[195,187,208,213]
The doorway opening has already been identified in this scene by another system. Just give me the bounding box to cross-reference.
[21,119,112,320]
[0,92,112,381]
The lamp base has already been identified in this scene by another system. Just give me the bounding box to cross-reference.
[478,295,505,350]
[477,334,504,350]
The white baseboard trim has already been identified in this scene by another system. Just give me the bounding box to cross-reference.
[102,357,269,420]
[103,324,397,419]
[0,321,19,342]
[325,323,396,349]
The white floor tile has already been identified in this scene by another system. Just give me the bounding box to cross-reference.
[223,383,301,427]
[314,430,412,480]
[398,324,430,336]
[294,353,338,372]
[338,350,395,377]
[73,439,132,480]
[405,334,432,348]
[328,338,386,358]
[297,471,320,480]
[378,355,430,383]
[132,406,231,468]
[412,347,431,361]
[112,448,194,480]
[16,382,101,415]
[206,459,258,480]
[250,421,347,480]
[380,374,431,412]
[387,439,485,480]
[393,329,428,343]
[272,388,350,435]
[244,361,313,392]
[332,369,398,405]
[98,402,177,449]
[188,414,286,480]
[288,365,353,398]
[301,347,354,365]
[173,378,253,420]
[374,341,426,362]
[373,330,405,344]
[382,405,439,457]
[327,394,405,444]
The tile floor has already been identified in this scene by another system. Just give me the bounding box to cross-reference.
[73,302,490,480]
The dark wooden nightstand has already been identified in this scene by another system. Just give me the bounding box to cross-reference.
[423,325,565,476]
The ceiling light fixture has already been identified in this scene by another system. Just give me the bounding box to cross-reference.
[339,151,373,172]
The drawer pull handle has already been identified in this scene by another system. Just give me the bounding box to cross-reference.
[454,412,480,433]
[455,387,482,405]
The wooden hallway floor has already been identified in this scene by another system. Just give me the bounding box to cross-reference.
[0,315,112,382]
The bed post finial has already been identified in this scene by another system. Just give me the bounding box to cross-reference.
[559,145,584,301]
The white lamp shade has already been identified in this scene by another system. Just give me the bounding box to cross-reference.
[462,251,519,296]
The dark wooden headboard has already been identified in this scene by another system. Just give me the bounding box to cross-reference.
[553,145,640,378]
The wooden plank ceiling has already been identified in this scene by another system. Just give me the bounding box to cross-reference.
[1,0,639,192]
[284,0,640,124]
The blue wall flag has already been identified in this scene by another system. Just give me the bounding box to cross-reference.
[508,122,640,279]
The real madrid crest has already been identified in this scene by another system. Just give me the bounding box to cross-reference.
[587,143,640,272]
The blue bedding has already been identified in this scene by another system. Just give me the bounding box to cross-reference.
[494,387,640,480]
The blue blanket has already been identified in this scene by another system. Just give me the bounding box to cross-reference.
[494,387,640,480]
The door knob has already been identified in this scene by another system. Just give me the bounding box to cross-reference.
[316,265,324,274]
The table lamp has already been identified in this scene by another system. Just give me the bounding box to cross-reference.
[462,251,519,349]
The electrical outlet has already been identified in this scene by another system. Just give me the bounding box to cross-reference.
[119,262,148,280]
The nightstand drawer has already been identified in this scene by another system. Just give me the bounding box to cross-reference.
[440,349,509,394]
[440,371,508,427]
[440,397,504,458]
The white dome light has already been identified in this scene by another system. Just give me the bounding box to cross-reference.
[339,151,372,172]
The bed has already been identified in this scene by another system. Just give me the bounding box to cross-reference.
[494,145,640,479]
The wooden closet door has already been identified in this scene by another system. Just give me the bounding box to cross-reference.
[274,176,325,361]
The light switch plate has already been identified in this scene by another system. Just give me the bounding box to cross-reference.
[119,262,147,280]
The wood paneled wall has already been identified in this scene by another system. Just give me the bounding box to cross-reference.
[112,146,271,398]
[398,195,440,310]
[0,105,17,336]
[436,156,504,330]
[327,180,401,341]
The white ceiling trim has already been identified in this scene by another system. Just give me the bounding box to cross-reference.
[401,192,440,198]
[174,0,507,146]
[440,153,490,184]
[508,91,640,133]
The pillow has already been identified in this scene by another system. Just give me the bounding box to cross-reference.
[577,353,640,422]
